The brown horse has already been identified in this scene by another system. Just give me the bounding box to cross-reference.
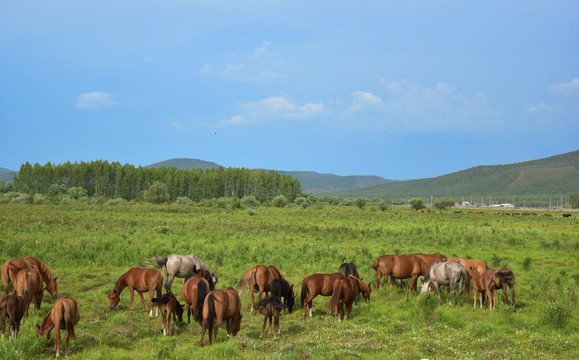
[237,264,288,314]
[446,257,489,276]
[151,292,184,336]
[483,270,499,310]
[484,269,516,310]
[181,275,210,324]
[328,275,372,321]
[200,287,242,345]
[14,267,44,318]
[2,256,58,296]
[257,296,286,340]
[0,295,26,339]
[371,255,429,295]
[300,272,344,318]
[196,269,216,291]
[108,267,162,317]
[37,296,80,358]
[469,267,485,309]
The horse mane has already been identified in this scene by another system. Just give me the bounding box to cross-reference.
[39,309,53,333]
[113,272,127,294]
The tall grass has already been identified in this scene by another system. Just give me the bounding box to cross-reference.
[0,204,577,359]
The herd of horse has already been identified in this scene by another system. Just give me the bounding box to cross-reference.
[1,251,516,355]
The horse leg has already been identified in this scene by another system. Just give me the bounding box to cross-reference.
[410,276,418,296]
[136,291,150,313]
[510,285,516,309]
[449,280,456,307]
[165,274,176,293]
[502,285,509,305]
[213,318,222,344]
[260,314,267,339]
[274,314,279,340]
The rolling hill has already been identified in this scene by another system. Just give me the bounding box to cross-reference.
[333,150,579,200]
[147,158,391,194]
[0,167,16,182]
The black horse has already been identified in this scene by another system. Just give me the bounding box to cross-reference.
[339,263,362,280]
[270,278,295,313]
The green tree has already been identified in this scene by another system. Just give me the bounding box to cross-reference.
[433,198,455,211]
[355,197,368,209]
[378,198,392,211]
[143,181,169,204]
[568,192,579,208]
[409,198,426,210]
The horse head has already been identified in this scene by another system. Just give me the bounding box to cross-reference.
[419,278,431,295]
[108,290,120,309]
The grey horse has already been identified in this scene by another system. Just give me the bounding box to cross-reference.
[155,254,218,292]
[420,260,469,306]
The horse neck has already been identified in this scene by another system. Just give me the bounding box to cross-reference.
[113,274,128,294]
[39,310,54,333]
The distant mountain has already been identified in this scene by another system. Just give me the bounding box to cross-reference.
[146,158,392,194]
[333,150,579,199]
[147,158,220,171]
[0,167,16,182]
[278,171,393,194]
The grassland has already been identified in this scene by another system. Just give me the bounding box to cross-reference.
[0,203,577,359]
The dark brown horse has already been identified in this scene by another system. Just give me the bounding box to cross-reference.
[257,296,286,340]
[237,264,287,314]
[0,295,26,339]
[339,263,362,279]
[2,256,58,296]
[195,269,216,291]
[37,296,80,358]
[14,267,44,318]
[484,268,516,310]
[200,287,242,345]
[108,267,162,316]
[181,275,210,324]
[328,276,372,321]
[300,272,344,318]
[151,292,184,336]
[270,278,295,313]
[371,255,429,295]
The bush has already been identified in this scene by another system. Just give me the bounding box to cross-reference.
[241,195,260,207]
[107,198,127,205]
[419,292,439,326]
[409,198,426,210]
[523,256,532,271]
[272,195,288,207]
[245,208,257,216]
[355,197,368,209]
[175,196,194,205]
[67,186,88,200]
[143,181,169,204]
[433,198,455,211]
[377,198,392,211]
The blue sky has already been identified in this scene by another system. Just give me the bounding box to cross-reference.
[1,1,577,180]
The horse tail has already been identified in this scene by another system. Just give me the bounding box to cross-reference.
[155,275,163,299]
[62,302,76,340]
[328,280,343,315]
[236,267,254,295]
[460,267,470,296]
[496,270,515,283]
[371,257,380,270]
[300,276,309,307]
[205,293,217,334]
[195,281,207,324]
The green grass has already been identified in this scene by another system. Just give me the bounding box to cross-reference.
[0,203,578,359]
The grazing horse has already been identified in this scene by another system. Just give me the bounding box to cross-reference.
[181,275,210,324]
[200,287,242,345]
[257,296,286,340]
[14,267,43,318]
[195,269,216,291]
[485,269,516,310]
[108,267,162,317]
[237,264,288,314]
[339,263,362,279]
[483,270,499,310]
[300,272,344,318]
[2,256,58,296]
[270,278,295,313]
[446,257,489,277]
[371,255,429,295]
[151,292,184,336]
[155,254,218,293]
[0,295,26,339]
[420,260,469,306]
[469,268,486,309]
[328,276,372,321]
[37,297,80,358]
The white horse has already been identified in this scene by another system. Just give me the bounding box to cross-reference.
[420,260,469,307]
[155,254,217,292]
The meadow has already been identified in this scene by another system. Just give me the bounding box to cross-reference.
[0,203,577,359]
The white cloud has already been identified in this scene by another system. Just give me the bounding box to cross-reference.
[222,96,324,125]
[527,101,552,112]
[344,80,497,131]
[349,91,383,111]
[549,78,579,97]
[199,64,213,75]
[252,40,271,59]
[75,91,118,109]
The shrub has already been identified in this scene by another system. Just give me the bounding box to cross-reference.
[143,181,169,204]
[241,195,260,207]
[107,198,127,206]
[419,292,439,326]
[355,197,368,209]
[175,196,194,205]
[294,196,310,208]
[272,195,288,207]
[377,198,392,211]
[67,186,88,200]
[245,208,257,216]
[409,198,426,210]
[523,256,532,271]
[433,198,455,211]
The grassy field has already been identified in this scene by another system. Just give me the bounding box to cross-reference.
[0,203,577,359]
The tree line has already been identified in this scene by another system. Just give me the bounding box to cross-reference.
[12,160,302,203]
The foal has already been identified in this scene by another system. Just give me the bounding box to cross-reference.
[270,278,295,313]
[152,292,184,336]
[0,295,26,339]
[37,297,80,358]
[257,296,286,341]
